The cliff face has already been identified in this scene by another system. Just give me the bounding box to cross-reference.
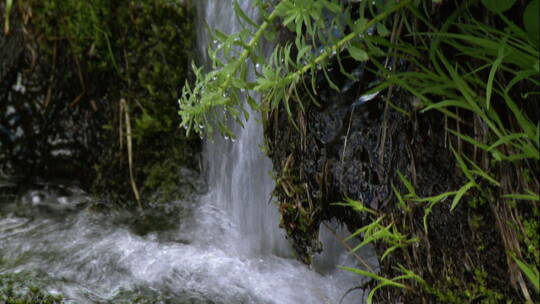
[1,1,200,203]
[264,54,453,255]
[0,12,106,184]
[264,55,524,301]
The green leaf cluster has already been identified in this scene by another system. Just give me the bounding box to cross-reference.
[382,1,539,300]
[178,0,539,301]
[334,198,422,303]
[178,0,412,136]
[21,0,197,204]
[0,272,63,304]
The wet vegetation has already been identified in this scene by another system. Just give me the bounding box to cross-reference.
[0,0,200,296]
[179,0,539,302]
[2,1,202,300]
[1,0,200,205]
[0,272,63,304]
[0,270,204,304]
[1,0,539,302]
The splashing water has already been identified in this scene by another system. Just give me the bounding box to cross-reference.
[0,1,378,303]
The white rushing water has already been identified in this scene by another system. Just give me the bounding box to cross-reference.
[191,1,377,302]
[0,1,378,303]
[0,185,375,303]
[197,0,290,258]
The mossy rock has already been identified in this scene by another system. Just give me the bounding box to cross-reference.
[0,272,63,304]
[1,0,200,204]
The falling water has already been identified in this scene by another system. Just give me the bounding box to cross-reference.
[0,1,378,303]
[197,0,290,257]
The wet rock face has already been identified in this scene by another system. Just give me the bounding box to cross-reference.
[264,57,516,301]
[265,58,460,262]
[311,96,389,207]
[0,16,107,184]
[1,2,199,201]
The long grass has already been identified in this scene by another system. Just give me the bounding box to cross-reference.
[338,0,538,301]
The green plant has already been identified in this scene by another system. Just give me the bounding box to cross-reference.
[335,198,419,261]
[0,272,63,304]
[512,255,540,293]
[3,0,13,34]
[382,0,539,301]
[335,199,423,303]
[340,264,425,304]
[16,0,198,205]
[178,0,413,136]
[178,0,539,301]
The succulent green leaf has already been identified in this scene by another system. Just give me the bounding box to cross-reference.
[376,22,390,37]
[324,1,342,14]
[348,43,369,61]
[524,0,540,46]
[481,0,517,13]
[234,0,258,28]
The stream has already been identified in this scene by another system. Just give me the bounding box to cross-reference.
[0,181,375,304]
[0,1,378,303]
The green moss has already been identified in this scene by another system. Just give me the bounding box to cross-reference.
[273,155,323,264]
[427,268,507,304]
[21,0,199,204]
[92,287,168,304]
[470,215,483,230]
[521,205,540,265]
[0,272,63,304]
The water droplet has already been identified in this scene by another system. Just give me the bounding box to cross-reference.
[351,91,380,108]
[12,72,26,93]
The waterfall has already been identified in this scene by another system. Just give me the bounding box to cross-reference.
[0,1,377,303]
[196,0,290,257]
[192,2,378,302]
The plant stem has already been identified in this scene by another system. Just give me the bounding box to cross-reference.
[285,0,412,83]
[219,2,285,91]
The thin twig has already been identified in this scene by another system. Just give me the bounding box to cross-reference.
[121,98,142,209]
[69,56,86,108]
[340,106,356,192]
[378,13,404,163]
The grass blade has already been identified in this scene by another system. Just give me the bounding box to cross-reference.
[450,181,476,211]
[486,42,506,109]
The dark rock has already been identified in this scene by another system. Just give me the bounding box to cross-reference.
[265,52,517,300]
